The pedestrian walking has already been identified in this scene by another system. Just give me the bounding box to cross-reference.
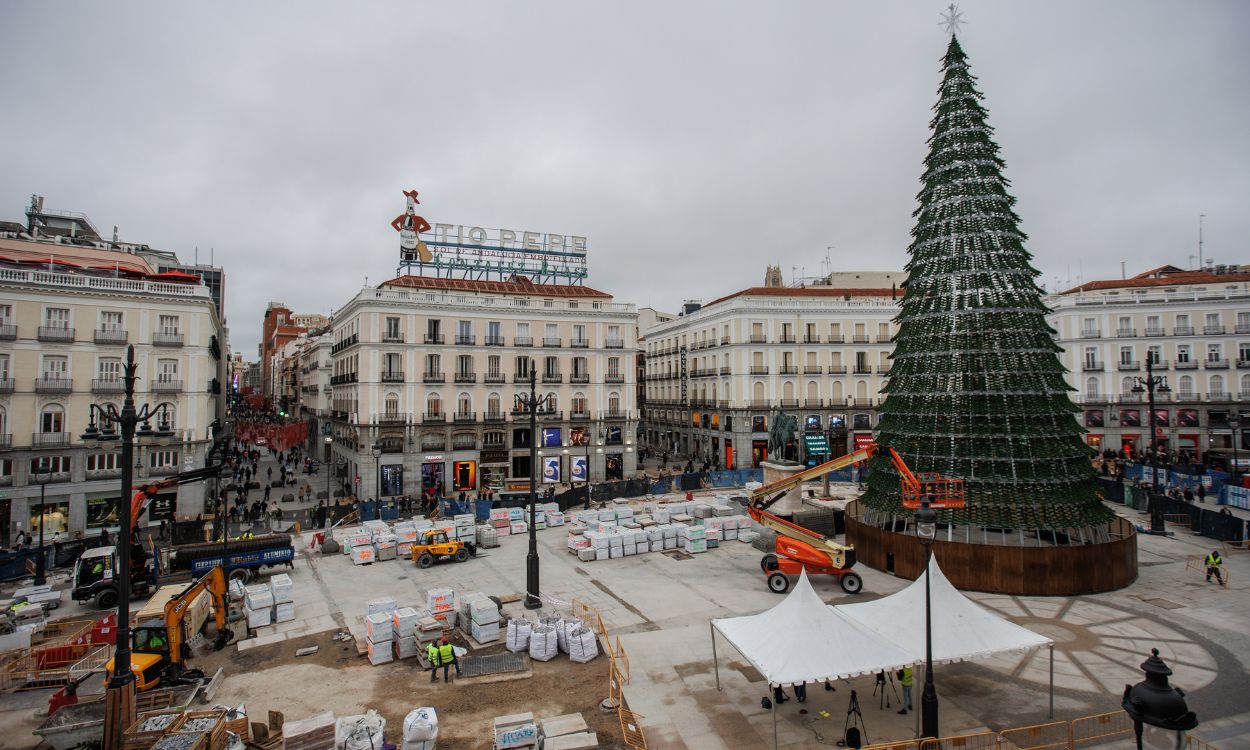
[1198,483,1206,503]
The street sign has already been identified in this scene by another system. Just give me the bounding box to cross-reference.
[804,435,830,454]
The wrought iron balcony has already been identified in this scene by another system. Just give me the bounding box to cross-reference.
[0,378,13,394]
[382,334,404,343]
[35,378,73,393]
[152,380,182,393]
[542,337,562,347]
[749,366,769,375]
[1204,325,1226,335]
[0,324,14,340]
[456,335,476,345]
[422,412,446,423]
[484,373,506,384]
[153,331,183,347]
[381,371,405,383]
[424,333,445,345]
[1205,359,1229,369]
[423,372,445,383]
[453,411,476,423]
[455,372,477,383]
[38,326,75,342]
[514,336,533,347]
[32,432,70,448]
[570,374,590,384]
[1117,361,1141,371]
[94,328,128,345]
[485,335,506,346]
[570,339,590,349]
[1116,328,1136,337]
[606,339,625,349]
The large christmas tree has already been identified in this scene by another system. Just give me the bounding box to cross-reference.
[860,34,1112,532]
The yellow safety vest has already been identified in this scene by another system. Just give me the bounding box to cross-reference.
[427,643,440,665]
[438,642,454,663]
[1206,553,1222,568]
[900,666,914,687]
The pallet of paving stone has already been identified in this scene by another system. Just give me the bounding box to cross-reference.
[268,573,294,604]
[150,731,208,750]
[179,709,227,750]
[538,713,589,741]
[494,712,539,750]
[542,732,598,750]
[123,709,185,750]
[280,711,335,750]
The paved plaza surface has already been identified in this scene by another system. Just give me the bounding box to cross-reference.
[5,450,1250,749]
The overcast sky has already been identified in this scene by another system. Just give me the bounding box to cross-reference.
[2,1,1247,357]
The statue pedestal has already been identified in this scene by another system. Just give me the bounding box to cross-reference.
[759,460,806,516]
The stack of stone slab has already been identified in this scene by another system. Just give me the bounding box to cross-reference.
[426,588,456,630]
[393,522,417,558]
[467,594,501,644]
[366,598,397,665]
[270,573,295,623]
[243,584,273,628]
[374,531,397,561]
[494,712,539,749]
[392,607,420,660]
[282,711,336,750]
[539,713,597,750]
[453,514,476,542]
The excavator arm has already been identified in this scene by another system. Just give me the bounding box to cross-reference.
[163,566,232,665]
[130,464,227,533]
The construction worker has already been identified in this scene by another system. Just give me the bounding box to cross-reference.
[1205,549,1224,584]
[897,666,914,715]
[427,641,442,683]
[147,630,168,650]
[438,636,459,680]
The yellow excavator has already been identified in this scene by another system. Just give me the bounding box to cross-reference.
[104,565,235,691]
[747,445,964,593]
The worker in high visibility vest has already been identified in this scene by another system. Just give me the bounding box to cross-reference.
[437,636,460,681]
[426,641,442,683]
[1206,550,1224,584]
[897,666,914,715]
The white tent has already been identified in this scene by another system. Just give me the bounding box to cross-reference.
[836,556,1054,665]
[711,570,915,687]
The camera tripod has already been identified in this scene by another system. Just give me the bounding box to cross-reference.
[873,671,901,709]
[836,690,868,748]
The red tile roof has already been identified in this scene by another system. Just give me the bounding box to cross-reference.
[1061,266,1250,294]
[379,274,613,299]
[704,286,899,308]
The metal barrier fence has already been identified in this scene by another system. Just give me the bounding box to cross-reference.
[861,712,1218,750]
[570,597,646,748]
[619,707,650,750]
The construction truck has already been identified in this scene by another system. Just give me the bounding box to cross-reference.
[747,444,964,594]
[104,566,235,692]
[411,529,476,569]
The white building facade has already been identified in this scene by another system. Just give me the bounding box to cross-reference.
[326,276,638,500]
[642,287,900,468]
[1047,265,1250,463]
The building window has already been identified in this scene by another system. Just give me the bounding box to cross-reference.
[487,394,501,415]
[1119,346,1133,365]
[30,456,70,474]
[1177,375,1194,396]
[457,355,473,377]
[516,357,532,378]
[157,359,178,383]
[1147,347,1162,365]
[158,315,179,335]
[45,307,70,328]
[1240,343,1250,363]
[572,393,588,415]
[87,453,121,472]
[99,357,122,381]
[385,394,399,416]
[425,353,441,374]
[487,355,501,377]
[426,394,442,416]
[43,356,68,380]
[1207,344,1223,362]
[1210,374,1225,396]
[1177,345,1191,364]
[0,304,11,325]
[101,311,123,331]
[150,450,179,468]
[1083,347,1098,368]
[385,317,401,340]
[1085,378,1100,398]
[572,357,587,378]
[1206,312,1221,328]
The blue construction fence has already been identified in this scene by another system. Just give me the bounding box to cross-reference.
[1097,477,1246,542]
[648,468,765,495]
[1119,462,1250,509]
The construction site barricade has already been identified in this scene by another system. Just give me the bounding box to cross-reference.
[919,732,1000,750]
[618,708,649,750]
[998,721,1071,750]
[1069,711,1132,747]
[862,741,921,750]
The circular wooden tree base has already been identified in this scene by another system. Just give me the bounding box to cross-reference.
[845,502,1138,595]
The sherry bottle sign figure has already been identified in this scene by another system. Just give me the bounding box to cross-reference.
[392,189,433,262]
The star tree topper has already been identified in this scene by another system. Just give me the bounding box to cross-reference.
[940,3,965,36]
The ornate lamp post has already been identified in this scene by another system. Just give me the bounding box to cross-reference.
[1131,359,1171,532]
[1122,648,1197,750]
[516,365,554,609]
[32,457,53,586]
[916,497,939,739]
[372,443,383,508]
[80,345,174,750]
[324,436,333,519]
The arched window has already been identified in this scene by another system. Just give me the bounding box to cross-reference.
[487,393,501,417]
[572,392,587,416]
[831,381,844,402]
[385,393,399,417]
[0,406,6,436]
[1178,376,1193,396]
[1241,374,1250,397]
[1085,378,1100,398]
[1209,374,1225,396]
[39,404,64,434]
[855,381,868,400]
[546,392,559,412]
[1121,377,1134,394]
[457,392,472,416]
[426,392,442,416]
[753,381,765,401]
[807,381,819,401]
[782,381,795,399]
[608,392,620,414]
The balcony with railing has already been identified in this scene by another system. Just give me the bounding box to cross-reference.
[570,373,590,384]
[381,371,405,383]
[852,334,871,343]
[778,335,796,344]
[374,412,409,425]
[1145,327,1167,336]
[0,378,14,393]
[456,335,476,345]
[1172,325,1193,336]
[541,373,563,384]
[748,399,772,409]
[1238,359,1250,369]
[422,411,446,423]
[483,411,507,422]
[423,333,445,345]
[1205,358,1229,369]
[94,328,128,345]
[1174,391,1197,402]
[749,366,769,375]
[1204,325,1226,335]
[877,335,894,343]
[484,373,506,383]
[570,338,590,348]
[514,336,533,347]
[454,411,476,423]
[804,398,823,407]
[1207,392,1232,402]
[877,366,892,375]
[1241,390,1250,400]
[804,336,821,344]
[1117,360,1141,371]
[1173,360,1197,370]
[853,366,873,374]
[1079,329,1101,339]
[828,334,845,343]
[749,334,767,343]
[513,372,533,383]
[599,409,628,420]
[0,434,11,449]
[606,373,625,383]
[719,367,731,375]
[779,366,798,375]
[0,324,14,340]
[454,371,477,383]
[828,365,848,374]
[539,410,564,422]
[485,335,506,346]
[151,379,183,393]
[542,337,562,347]
[1082,361,1104,372]
[571,410,590,420]
[35,378,73,393]
[38,326,75,343]
[153,331,184,347]
[1116,328,1136,338]
[720,336,731,345]
[423,371,445,383]
[32,432,70,448]
[1238,324,1250,334]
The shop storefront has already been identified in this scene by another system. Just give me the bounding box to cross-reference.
[453,461,476,492]
[605,453,623,480]
[381,463,405,497]
[420,455,446,498]
[30,502,70,536]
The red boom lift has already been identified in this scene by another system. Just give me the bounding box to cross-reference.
[747,445,964,594]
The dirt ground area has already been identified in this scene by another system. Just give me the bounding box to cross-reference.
[198,629,627,749]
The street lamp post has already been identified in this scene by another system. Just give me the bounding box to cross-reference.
[324,436,333,521]
[32,458,52,586]
[372,443,383,509]
[915,497,939,739]
[1228,415,1241,488]
[516,366,554,610]
[1131,359,1171,532]
[80,345,174,750]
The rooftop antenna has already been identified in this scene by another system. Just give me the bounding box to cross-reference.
[823,246,834,278]
[1121,261,1126,280]
[1198,214,1206,269]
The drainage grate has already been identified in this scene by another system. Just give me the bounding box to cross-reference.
[461,652,527,678]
